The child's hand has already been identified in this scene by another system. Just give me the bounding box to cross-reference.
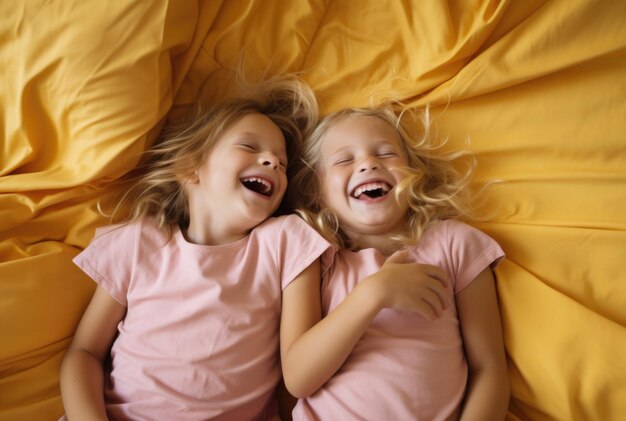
[364,249,449,321]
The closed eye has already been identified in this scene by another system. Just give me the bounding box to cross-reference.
[238,143,256,151]
[334,157,353,166]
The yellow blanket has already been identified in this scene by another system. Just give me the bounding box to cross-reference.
[1,1,624,419]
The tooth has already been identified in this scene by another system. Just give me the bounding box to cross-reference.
[353,182,390,197]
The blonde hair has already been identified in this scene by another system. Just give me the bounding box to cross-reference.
[110,75,318,237]
[292,105,475,249]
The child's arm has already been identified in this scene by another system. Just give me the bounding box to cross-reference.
[457,268,510,421]
[60,286,126,421]
[280,253,448,398]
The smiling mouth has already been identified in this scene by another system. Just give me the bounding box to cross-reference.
[241,177,274,197]
[350,182,392,200]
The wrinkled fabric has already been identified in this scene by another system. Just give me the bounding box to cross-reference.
[1,1,625,420]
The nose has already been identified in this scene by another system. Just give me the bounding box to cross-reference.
[259,153,279,170]
[358,157,380,173]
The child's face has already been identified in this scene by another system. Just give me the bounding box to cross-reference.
[186,112,288,237]
[317,114,410,240]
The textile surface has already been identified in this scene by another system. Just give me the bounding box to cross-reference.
[1,1,625,419]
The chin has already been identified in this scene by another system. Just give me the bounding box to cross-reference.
[243,203,278,222]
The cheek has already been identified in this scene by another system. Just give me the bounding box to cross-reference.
[321,170,337,193]
[278,173,288,193]
[391,165,409,184]
[320,171,346,206]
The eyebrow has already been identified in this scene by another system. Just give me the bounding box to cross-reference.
[327,145,351,155]
[327,140,398,154]
[236,132,261,141]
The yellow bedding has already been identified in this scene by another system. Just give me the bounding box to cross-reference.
[1,1,624,419]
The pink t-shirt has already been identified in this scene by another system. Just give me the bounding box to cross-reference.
[293,220,504,421]
[73,214,330,421]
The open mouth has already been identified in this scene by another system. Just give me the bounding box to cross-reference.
[350,181,392,200]
[241,176,273,197]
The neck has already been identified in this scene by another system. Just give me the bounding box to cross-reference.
[345,231,404,256]
[184,218,250,245]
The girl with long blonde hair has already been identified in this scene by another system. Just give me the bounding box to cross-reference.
[60,75,332,420]
[290,106,510,420]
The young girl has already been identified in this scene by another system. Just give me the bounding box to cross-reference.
[59,76,332,420]
[289,107,510,420]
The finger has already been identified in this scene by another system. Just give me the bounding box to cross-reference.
[414,301,438,321]
[418,288,445,317]
[418,264,449,286]
[402,285,444,318]
[420,299,443,321]
[385,248,409,265]
[425,280,449,311]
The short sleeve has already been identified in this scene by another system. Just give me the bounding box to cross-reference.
[274,215,332,290]
[320,246,340,278]
[72,223,138,305]
[444,220,505,294]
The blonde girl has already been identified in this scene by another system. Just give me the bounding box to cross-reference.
[290,106,510,420]
[60,76,332,420]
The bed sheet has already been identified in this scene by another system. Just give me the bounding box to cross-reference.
[1,1,625,419]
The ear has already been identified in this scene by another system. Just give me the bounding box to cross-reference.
[182,171,199,184]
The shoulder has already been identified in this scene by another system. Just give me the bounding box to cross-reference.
[254,214,291,230]
[415,219,504,266]
[254,214,320,238]
[438,220,504,271]
[88,218,168,251]
[426,218,471,233]
[423,219,496,245]
[448,220,500,248]
[253,215,331,289]
[252,215,331,258]
[89,221,137,246]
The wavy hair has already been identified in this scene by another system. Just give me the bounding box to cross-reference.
[109,74,318,238]
[292,105,475,249]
